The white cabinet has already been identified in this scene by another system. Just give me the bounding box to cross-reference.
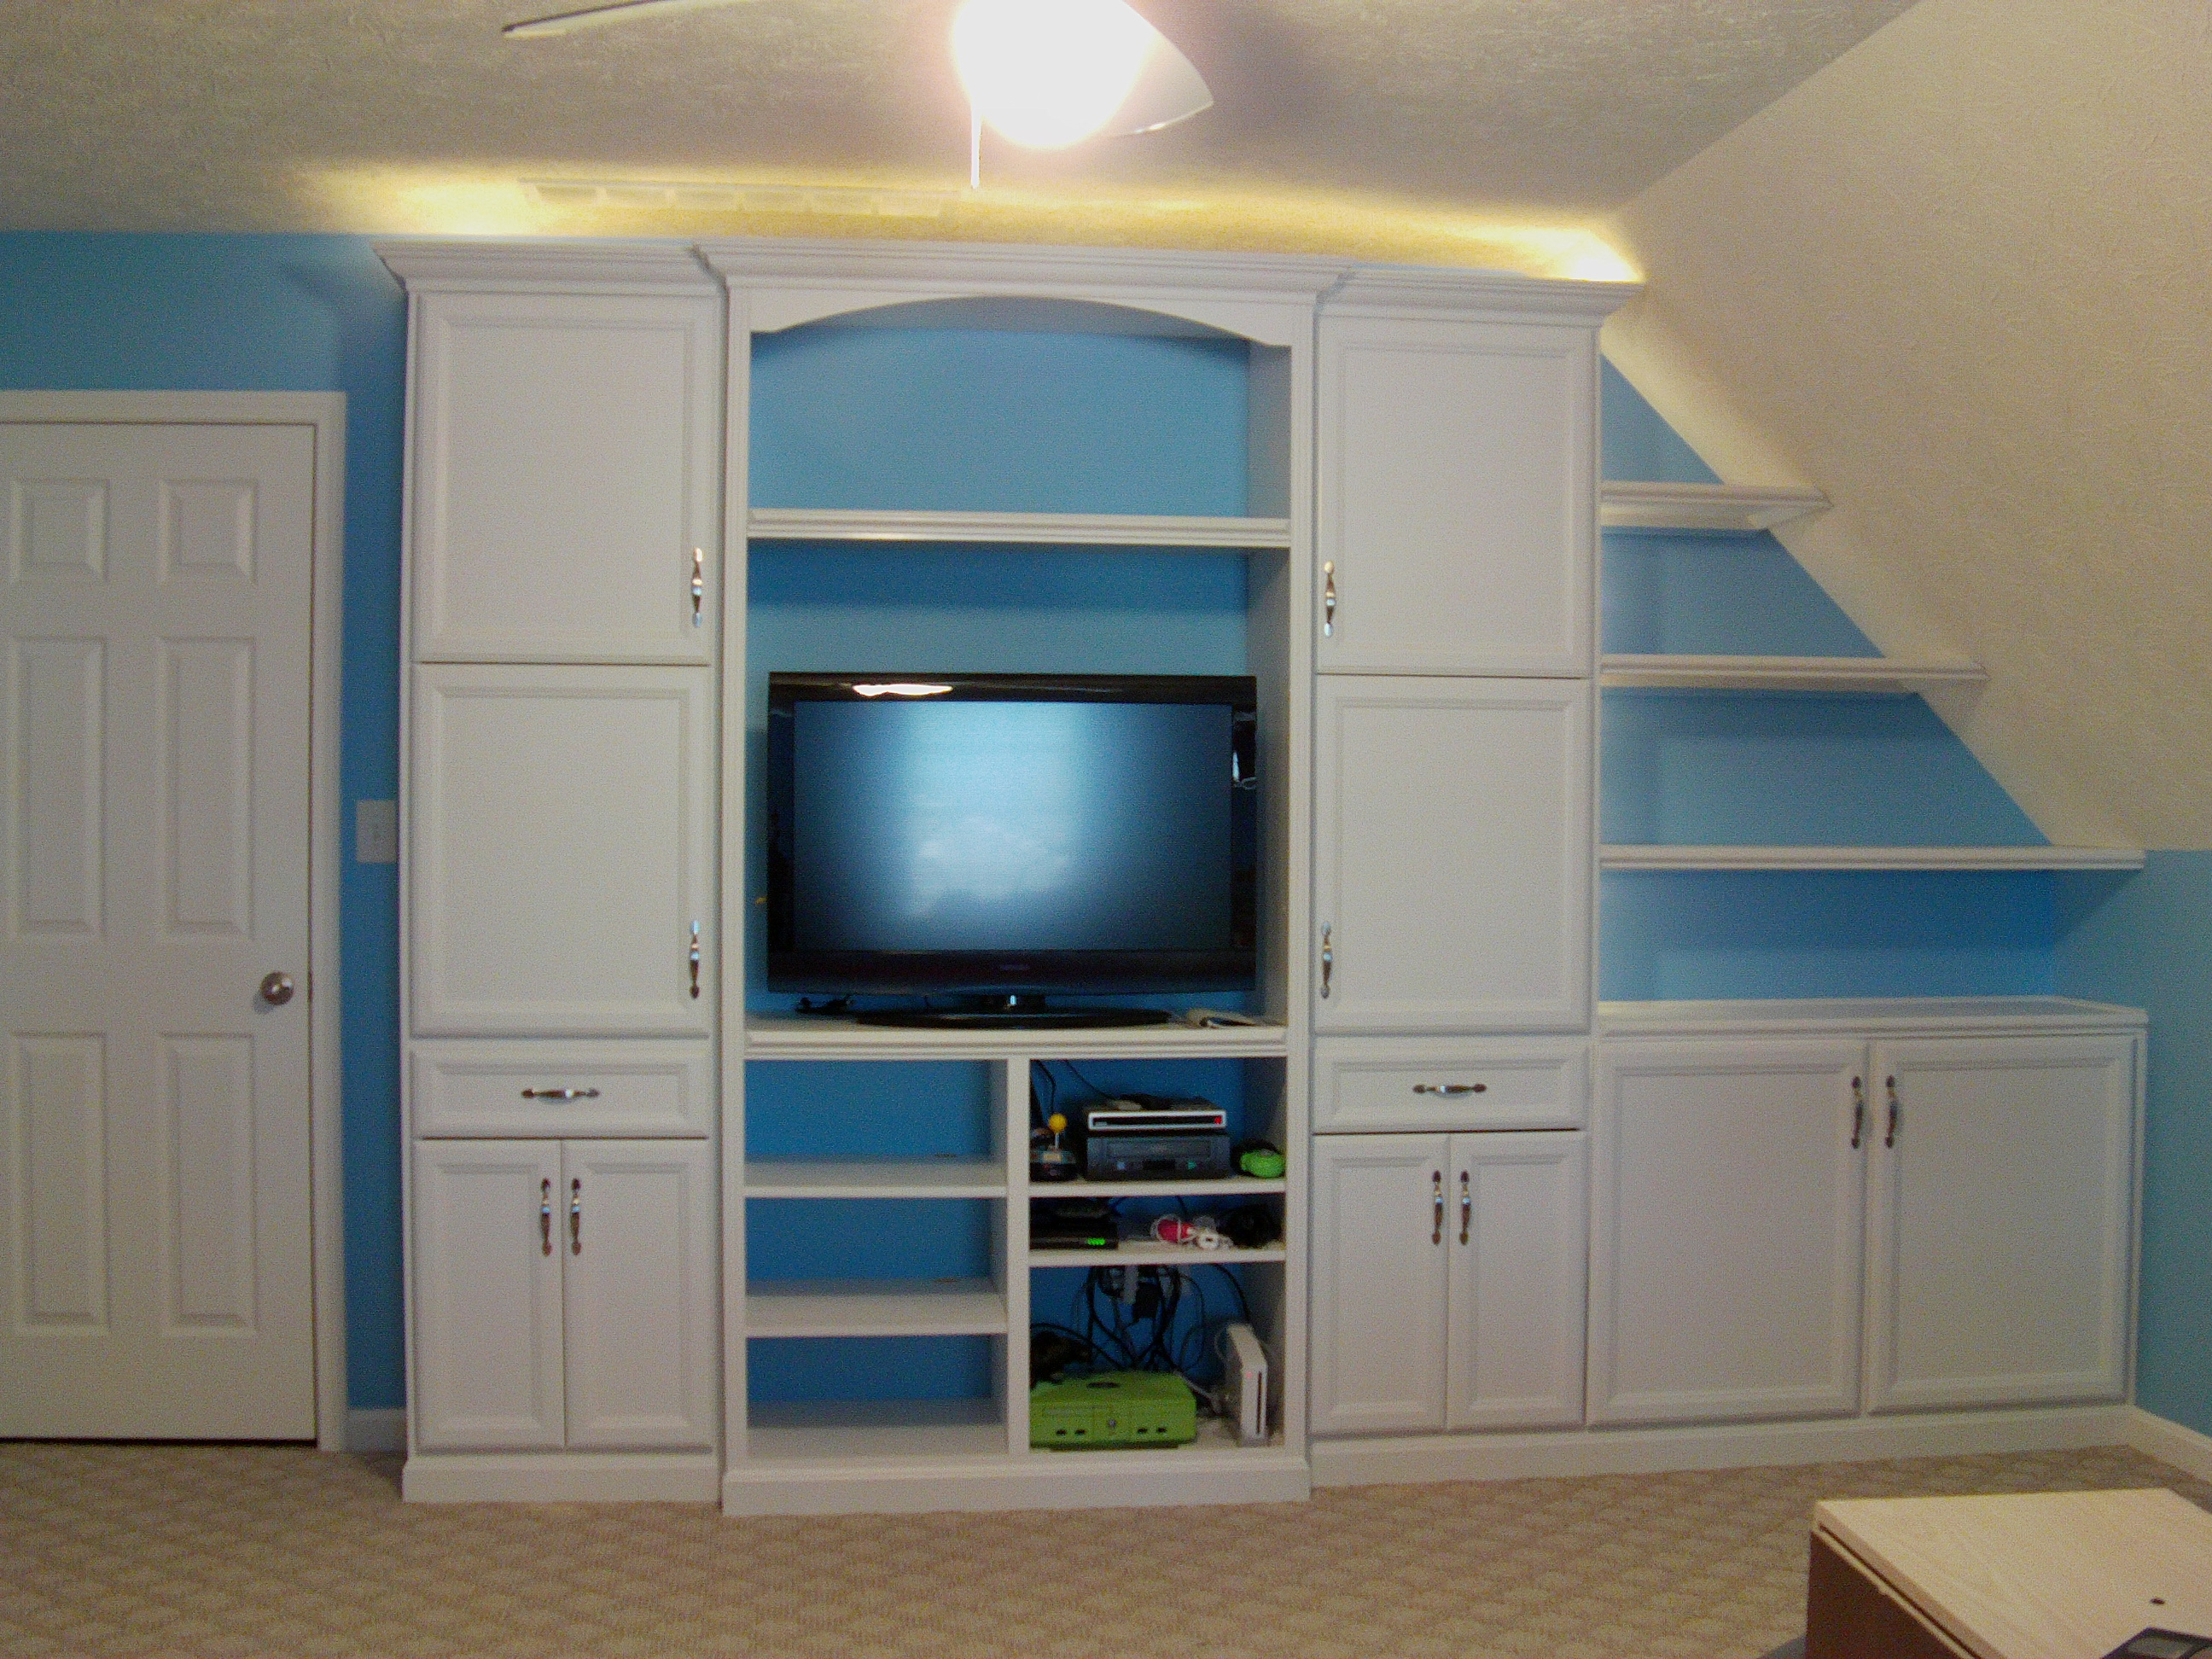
[1590,1025,2138,1429]
[1866,1036,2135,1412]
[406,288,722,665]
[1315,311,1595,678]
[1313,676,1592,1033]
[1311,1131,1585,1435]
[411,664,715,1038]
[1313,1036,1587,1133]
[1588,1040,1867,1425]
[412,1138,716,1453]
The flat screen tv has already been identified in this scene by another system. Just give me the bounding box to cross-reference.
[765,672,1258,1027]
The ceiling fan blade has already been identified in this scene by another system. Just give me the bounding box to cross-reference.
[504,0,757,41]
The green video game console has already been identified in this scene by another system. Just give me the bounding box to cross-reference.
[1029,1371,1197,1450]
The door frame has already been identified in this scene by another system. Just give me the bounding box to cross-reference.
[0,390,350,1450]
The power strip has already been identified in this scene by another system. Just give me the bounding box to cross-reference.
[1221,1322,1270,1447]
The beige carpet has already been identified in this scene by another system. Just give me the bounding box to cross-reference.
[3,1441,2206,1658]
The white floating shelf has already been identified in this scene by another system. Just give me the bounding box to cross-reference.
[745,1278,1007,1338]
[746,1158,1006,1199]
[1601,481,1831,533]
[1043,1175,1288,1199]
[1030,1243,1287,1268]
[1601,655,1988,694]
[744,1017,1289,1062]
[1602,845,2146,872]
[747,508,1292,549]
[741,1399,1008,1464]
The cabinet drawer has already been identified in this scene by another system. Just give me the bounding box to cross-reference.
[1314,1038,1587,1132]
[412,1043,713,1138]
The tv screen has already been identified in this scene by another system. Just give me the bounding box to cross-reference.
[766,673,1257,1001]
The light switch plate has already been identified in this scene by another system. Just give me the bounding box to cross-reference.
[356,799,398,864]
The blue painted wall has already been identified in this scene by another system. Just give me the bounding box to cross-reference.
[0,234,410,1411]
[2058,857,2212,1438]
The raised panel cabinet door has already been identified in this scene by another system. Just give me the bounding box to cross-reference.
[410,290,721,664]
[411,1139,566,1451]
[1315,315,1594,677]
[1588,1040,1867,1425]
[561,1140,717,1451]
[1445,1131,1587,1429]
[1309,1132,1451,1435]
[412,665,714,1038]
[1865,1035,2136,1412]
[1313,677,1592,1033]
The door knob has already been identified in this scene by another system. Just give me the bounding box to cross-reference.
[259,972,296,1006]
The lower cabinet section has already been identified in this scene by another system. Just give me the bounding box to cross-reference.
[1310,1130,1586,1435]
[411,1138,716,1454]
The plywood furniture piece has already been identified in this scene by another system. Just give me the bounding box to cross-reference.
[1808,1488,2212,1659]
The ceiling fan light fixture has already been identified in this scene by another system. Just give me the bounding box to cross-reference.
[952,0,1206,149]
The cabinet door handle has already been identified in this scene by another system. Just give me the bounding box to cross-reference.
[569,1177,583,1254]
[689,921,701,998]
[691,547,705,626]
[1458,1170,1471,1246]
[1413,1082,1487,1097]
[1884,1076,1901,1148]
[1431,1170,1444,1246]
[521,1086,602,1102]
[1322,562,1336,637]
[1319,924,1333,998]
[540,1179,553,1256]
[1850,1075,1865,1149]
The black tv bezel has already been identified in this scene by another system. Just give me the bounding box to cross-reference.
[764,672,1260,998]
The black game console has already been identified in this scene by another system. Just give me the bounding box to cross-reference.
[1080,1093,1235,1180]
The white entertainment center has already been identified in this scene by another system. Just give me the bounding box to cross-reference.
[379,236,2144,1513]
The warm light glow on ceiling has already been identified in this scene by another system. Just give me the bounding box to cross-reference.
[951,0,1168,148]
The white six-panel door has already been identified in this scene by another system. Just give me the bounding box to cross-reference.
[1866,1035,2135,1412]
[1313,676,1591,1033]
[0,421,317,1438]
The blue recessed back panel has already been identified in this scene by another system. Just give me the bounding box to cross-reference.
[749,324,1251,515]
[1602,532,1880,658]
[1600,361,1720,486]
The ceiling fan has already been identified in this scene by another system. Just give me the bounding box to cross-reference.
[504,0,1213,172]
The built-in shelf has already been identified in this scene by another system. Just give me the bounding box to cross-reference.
[743,1017,1289,1062]
[745,1278,1008,1338]
[747,508,1292,549]
[746,1158,1007,1199]
[1601,480,1831,533]
[1030,1243,1287,1267]
[1600,654,1988,694]
[742,1398,1007,1464]
[1601,844,2146,872]
[1040,1175,1289,1199]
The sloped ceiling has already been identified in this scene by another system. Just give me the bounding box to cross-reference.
[1602,0,2212,847]
[0,0,1912,271]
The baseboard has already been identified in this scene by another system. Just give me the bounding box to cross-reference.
[346,1408,406,1454]
[721,1447,1312,1516]
[1311,1404,2137,1487]
[2124,1405,2212,1482]
[403,1451,720,1503]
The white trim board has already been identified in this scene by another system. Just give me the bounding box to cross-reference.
[347,1409,406,1454]
[722,1447,1311,1516]
[2125,1406,2212,1484]
[0,390,350,1453]
[1311,1406,2135,1487]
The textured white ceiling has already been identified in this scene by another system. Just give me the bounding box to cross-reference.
[0,0,1914,267]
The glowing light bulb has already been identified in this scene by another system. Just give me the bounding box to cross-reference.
[952,0,1158,149]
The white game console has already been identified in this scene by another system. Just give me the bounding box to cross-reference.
[1220,1322,1270,1447]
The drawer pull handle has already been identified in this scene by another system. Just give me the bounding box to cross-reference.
[691,547,706,625]
[521,1086,602,1102]
[1458,1169,1471,1246]
[539,1179,553,1256]
[1412,1082,1487,1097]
[570,1177,583,1255]
[1322,561,1336,637]
[1850,1075,1865,1149]
[1431,1170,1444,1246]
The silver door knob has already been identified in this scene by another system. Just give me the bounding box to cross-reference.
[259,972,296,1006]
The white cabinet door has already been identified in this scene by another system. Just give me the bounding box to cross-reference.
[410,290,721,665]
[411,1140,566,1452]
[412,666,715,1038]
[1588,1041,1867,1425]
[1309,1134,1450,1435]
[562,1140,718,1450]
[1446,1132,1586,1429]
[1313,677,1591,1033]
[1316,315,1594,678]
[1866,1036,2135,1412]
